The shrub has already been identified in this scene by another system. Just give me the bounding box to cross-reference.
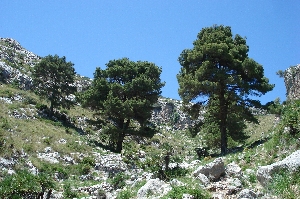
[63,183,79,199]
[267,168,300,199]
[164,166,188,179]
[39,162,69,180]
[78,163,91,175]
[0,169,55,199]
[109,172,129,189]
[161,186,210,199]
[117,188,133,199]
[1,117,10,129]
[81,156,95,167]
[281,100,300,135]
[36,103,48,111]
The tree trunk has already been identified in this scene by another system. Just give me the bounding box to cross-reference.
[219,85,228,156]
[220,119,227,155]
[116,133,124,153]
[115,119,130,153]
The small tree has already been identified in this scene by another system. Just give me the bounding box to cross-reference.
[177,25,274,155]
[78,58,164,152]
[32,54,76,115]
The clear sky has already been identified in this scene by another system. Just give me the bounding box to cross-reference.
[1,1,299,104]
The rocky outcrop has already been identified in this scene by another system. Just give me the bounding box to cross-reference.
[151,98,202,130]
[283,64,300,100]
[256,150,300,186]
[0,38,40,89]
[137,178,171,199]
[193,157,225,181]
[0,38,40,67]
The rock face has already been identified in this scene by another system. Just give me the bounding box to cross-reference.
[283,64,300,100]
[256,150,300,186]
[151,98,202,130]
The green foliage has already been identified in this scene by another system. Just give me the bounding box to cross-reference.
[1,117,11,129]
[117,189,133,199]
[109,172,129,189]
[162,185,210,199]
[78,58,165,152]
[164,166,189,179]
[0,128,5,151]
[281,100,300,135]
[35,103,48,110]
[0,88,14,98]
[177,25,274,155]
[63,183,79,199]
[39,162,69,179]
[264,98,283,115]
[81,156,95,167]
[0,169,55,199]
[267,168,300,199]
[32,54,77,114]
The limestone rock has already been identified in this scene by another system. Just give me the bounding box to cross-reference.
[196,173,210,186]
[193,157,225,181]
[256,150,300,186]
[137,178,171,199]
[237,189,257,199]
[226,162,242,178]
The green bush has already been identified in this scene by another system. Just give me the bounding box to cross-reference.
[281,100,300,135]
[117,189,133,199]
[23,96,37,105]
[267,168,300,199]
[161,186,210,199]
[109,172,129,189]
[0,169,55,199]
[39,162,69,179]
[78,163,91,175]
[1,117,10,129]
[164,166,188,179]
[36,103,48,110]
[0,128,5,150]
[81,156,95,167]
[63,183,79,199]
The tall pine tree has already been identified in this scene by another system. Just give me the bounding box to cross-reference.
[177,25,274,155]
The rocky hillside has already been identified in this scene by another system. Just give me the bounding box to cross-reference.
[0,38,195,131]
[0,38,300,199]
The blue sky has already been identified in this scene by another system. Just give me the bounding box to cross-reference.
[1,1,299,104]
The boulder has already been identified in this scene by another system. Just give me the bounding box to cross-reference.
[256,150,300,186]
[193,157,225,181]
[237,189,257,199]
[137,178,171,199]
[196,173,210,186]
[226,162,242,178]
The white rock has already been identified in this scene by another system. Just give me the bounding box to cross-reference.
[226,162,242,178]
[170,179,185,186]
[237,189,257,199]
[196,173,210,186]
[137,178,171,199]
[193,157,225,181]
[182,193,194,199]
[257,150,300,186]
